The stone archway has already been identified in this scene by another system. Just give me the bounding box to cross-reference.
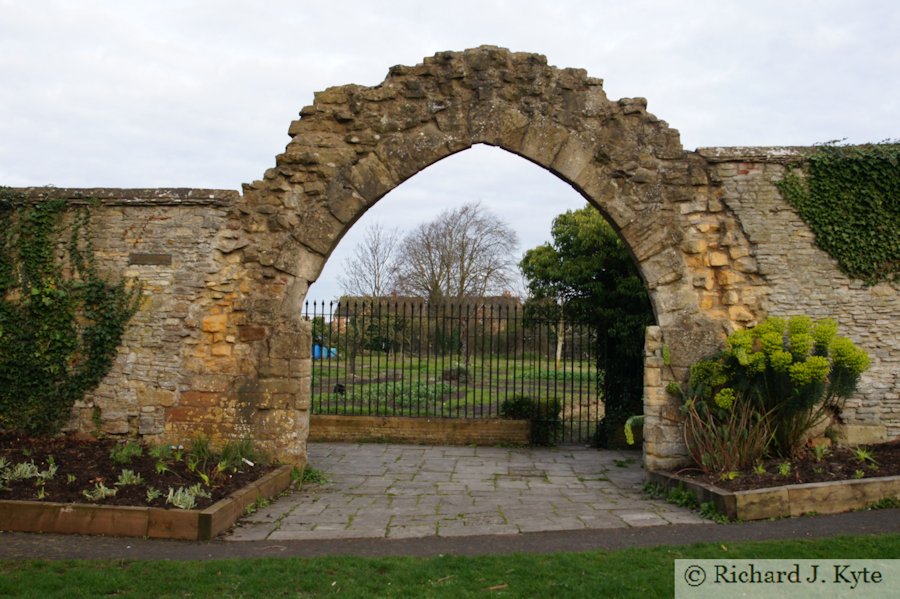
[174,47,768,468]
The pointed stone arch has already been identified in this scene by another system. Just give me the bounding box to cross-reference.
[178,47,769,468]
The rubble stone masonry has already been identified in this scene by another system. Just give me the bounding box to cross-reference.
[9,47,897,469]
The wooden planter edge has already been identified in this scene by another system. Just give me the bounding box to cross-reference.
[0,465,294,541]
[646,471,900,521]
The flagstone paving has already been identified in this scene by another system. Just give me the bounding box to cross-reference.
[225,442,709,542]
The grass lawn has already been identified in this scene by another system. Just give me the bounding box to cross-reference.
[1,534,898,598]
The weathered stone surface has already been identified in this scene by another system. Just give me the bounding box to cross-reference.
[10,47,895,473]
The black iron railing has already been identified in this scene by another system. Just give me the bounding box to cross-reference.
[304,300,602,443]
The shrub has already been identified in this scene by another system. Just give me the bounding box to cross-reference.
[684,316,870,460]
[499,394,533,420]
[500,394,561,446]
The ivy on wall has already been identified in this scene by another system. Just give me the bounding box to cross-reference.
[777,142,900,285]
[0,188,141,435]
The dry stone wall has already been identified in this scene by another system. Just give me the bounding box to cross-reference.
[8,47,897,469]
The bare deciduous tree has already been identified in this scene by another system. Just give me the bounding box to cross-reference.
[394,202,519,302]
[337,222,401,298]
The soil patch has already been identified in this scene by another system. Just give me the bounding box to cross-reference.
[674,440,900,492]
[0,432,278,509]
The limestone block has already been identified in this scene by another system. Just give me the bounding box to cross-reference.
[201,314,228,333]
[707,251,729,267]
[839,424,887,445]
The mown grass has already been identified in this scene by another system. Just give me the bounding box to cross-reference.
[1,534,897,598]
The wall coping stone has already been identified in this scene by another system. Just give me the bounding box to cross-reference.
[695,146,812,164]
[7,187,238,207]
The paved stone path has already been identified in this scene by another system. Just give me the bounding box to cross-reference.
[226,443,708,542]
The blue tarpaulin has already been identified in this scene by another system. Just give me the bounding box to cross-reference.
[312,344,338,359]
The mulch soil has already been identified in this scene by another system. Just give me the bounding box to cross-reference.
[674,439,900,492]
[0,432,278,509]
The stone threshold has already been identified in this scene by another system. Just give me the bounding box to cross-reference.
[0,465,293,541]
[646,471,900,521]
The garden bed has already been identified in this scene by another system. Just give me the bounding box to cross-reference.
[648,440,900,521]
[0,433,294,540]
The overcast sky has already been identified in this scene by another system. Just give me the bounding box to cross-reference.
[2,1,898,302]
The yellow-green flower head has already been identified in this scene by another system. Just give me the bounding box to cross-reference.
[829,337,871,375]
[788,355,831,386]
[714,388,736,410]
[747,351,768,374]
[769,349,793,372]
[759,330,785,356]
[727,329,754,354]
[788,315,813,336]
[753,317,786,340]
[813,318,839,348]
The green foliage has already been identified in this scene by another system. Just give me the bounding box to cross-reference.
[686,316,870,458]
[301,465,329,485]
[623,414,644,446]
[82,481,117,501]
[519,205,654,433]
[499,394,562,446]
[499,394,533,419]
[115,469,144,486]
[777,142,900,284]
[0,189,141,434]
[680,392,773,473]
[109,440,143,464]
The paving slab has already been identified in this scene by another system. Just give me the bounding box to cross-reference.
[224,442,710,542]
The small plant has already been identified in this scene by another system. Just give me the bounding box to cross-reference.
[852,446,877,466]
[148,444,173,461]
[865,497,900,510]
[753,462,767,475]
[166,486,196,510]
[778,462,792,477]
[666,485,699,509]
[189,435,214,464]
[719,471,739,482]
[220,439,258,471]
[82,482,117,501]
[301,466,329,485]
[66,473,77,485]
[115,469,144,486]
[187,483,211,499]
[37,462,58,482]
[853,469,866,479]
[812,444,830,462]
[109,440,143,465]
[244,496,271,515]
[5,461,40,482]
[145,487,162,502]
[34,485,47,500]
[699,501,730,524]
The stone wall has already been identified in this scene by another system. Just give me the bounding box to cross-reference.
[699,147,899,442]
[10,188,237,443]
[6,47,897,470]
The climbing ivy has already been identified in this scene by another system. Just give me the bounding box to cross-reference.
[0,188,141,435]
[777,141,900,285]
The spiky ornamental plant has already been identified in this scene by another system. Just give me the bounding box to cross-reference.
[690,316,870,457]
